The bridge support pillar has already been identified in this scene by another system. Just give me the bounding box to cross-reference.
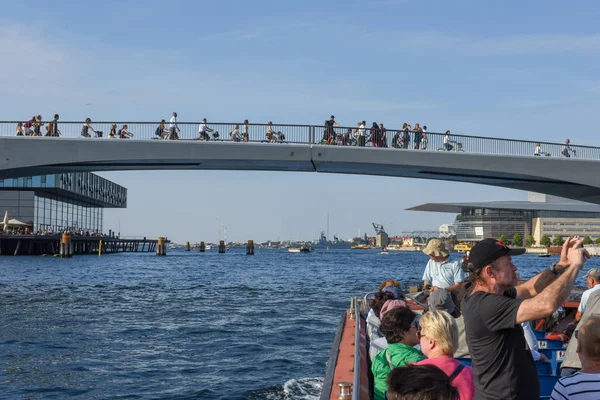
[246,240,254,255]
[60,234,72,258]
[156,237,166,256]
[218,240,226,253]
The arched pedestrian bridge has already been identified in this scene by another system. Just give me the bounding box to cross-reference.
[1,121,600,205]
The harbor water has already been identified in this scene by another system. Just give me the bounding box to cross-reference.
[1,249,596,399]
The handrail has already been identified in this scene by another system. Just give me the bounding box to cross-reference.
[353,296,361,400]
[2,120,600,161]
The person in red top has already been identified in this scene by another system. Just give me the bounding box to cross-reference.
[416,310,474,400]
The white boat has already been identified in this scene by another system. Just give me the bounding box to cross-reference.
[288,248,301,253]
[205,244,212,250]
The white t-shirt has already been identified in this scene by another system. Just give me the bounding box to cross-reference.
[551,372,600,400]
[169,116,177,128]
[444,134,450,144]
[578,284,600,313]
[199,123,207,133]
[358,124,365,136]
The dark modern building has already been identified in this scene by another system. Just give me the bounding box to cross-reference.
[408,193,600,243]
[0,172,126,233]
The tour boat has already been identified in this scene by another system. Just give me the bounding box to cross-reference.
[320,290,580,400]
[351,244,371,250]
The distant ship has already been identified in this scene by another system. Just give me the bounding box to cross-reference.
[311,231,350,249]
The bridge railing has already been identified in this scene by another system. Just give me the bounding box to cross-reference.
[1,121,599,161]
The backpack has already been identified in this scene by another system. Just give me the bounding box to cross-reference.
[155,126,162,136]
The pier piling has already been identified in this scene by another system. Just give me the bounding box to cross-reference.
[218,240,226,253]
[156,237,167,256]
[246,240,254,255]
[60,234,72,258]
[199,241,205,252]
[185,241,191,251]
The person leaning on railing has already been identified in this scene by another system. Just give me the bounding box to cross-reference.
[413,123,423,149]
[401,123,411,149]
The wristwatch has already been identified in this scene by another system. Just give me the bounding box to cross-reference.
[550,262,561,276]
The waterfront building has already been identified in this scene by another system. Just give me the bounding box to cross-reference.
[439,223,456,238]
[408,193,600,244]
[0,172,126,233]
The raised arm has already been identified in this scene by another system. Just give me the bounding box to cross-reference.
[516,242,588,324]
[515,237,580,299]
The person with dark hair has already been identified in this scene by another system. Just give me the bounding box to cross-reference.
[369,299,408,360]
[413,123,423,149]
[367,291,397,341]
[461,237,589,400]
[169,112,180,140]
[81,118,96,138]
[46,114,60,137]
[323,115,341,144]
[242,119,249,142]
[379,123,387,147]
[372,307,425,400]
[370,122,379,147]
[386,364,460,400]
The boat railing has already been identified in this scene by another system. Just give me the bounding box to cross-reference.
[352,297,361,400]
[3,120,600,161]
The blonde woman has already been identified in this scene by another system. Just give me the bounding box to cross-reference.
[109,124,117,139]
[416,311,474,400]
[16,122,24,136]
[266,121,276,143]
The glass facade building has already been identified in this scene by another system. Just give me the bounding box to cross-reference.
[0,172,126,233]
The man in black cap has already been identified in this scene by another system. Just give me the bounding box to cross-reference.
[461,237,588,400]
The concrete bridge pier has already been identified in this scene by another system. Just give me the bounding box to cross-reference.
[156,237,166,256]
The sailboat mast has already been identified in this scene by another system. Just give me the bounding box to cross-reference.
[327,212,330,242]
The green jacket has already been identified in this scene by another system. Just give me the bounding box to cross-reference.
[371,343,425,400]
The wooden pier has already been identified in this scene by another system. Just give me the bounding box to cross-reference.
[0,235,163,256]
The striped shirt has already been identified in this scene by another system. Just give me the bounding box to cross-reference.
[551,372,600,399]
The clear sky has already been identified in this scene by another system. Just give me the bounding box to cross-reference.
[2,1,600,243]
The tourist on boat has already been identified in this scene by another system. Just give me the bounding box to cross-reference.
[461,237,589,400]
[382,285,405,301]
[81,118,97,138]
[561,289,600,377]
[372,307,425,400]
[369,299,409,360]
[562,138,575,158]
[575,268,600,323]
[367,290,396,341]
[422,239,465,291]
[169,112,180,140]
[415,311,475,400]
[551,316,600,399]
[520,321,550,363]
[386,364,460,400]
[413,123,423,149]
[427,289,469,359]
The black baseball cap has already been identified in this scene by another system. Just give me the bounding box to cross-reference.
[469,238,526,270]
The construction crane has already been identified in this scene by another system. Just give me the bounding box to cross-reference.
[372,223,387,235]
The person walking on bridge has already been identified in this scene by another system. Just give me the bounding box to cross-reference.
[562,138,575,158]
[169,112,180,140]
[461,237,589,400]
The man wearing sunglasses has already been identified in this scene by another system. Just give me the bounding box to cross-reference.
[461,237,589,400]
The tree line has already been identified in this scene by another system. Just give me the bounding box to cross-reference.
[497,234,600,247]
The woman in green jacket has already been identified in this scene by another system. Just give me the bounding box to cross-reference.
[372,306,425,400]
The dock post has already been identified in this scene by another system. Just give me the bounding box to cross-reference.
[156,237,166,256]
[246,240,254,255]
[98,240,102,257]
[199,241,205,252]
[60,234,72,258]
[185,241,191,251]
[218,240,226,253]
[14,240,21,256]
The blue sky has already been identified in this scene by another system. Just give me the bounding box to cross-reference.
[2,1,600,242]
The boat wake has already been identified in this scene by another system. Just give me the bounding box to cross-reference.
[247,377,323,400]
